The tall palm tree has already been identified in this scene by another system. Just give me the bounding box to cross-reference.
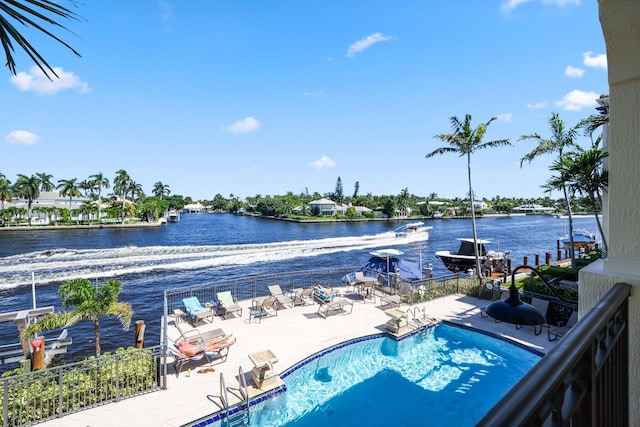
[559,147,609,252]
[57,178,81,225]
[36,172,54,191]
[13,174,41,225]
[22,278,132,357]
[113,169,131,224]
[520,112,580,269]
[89,172,110,224]
[427,114,511,284]
[152,181,170,200]
[0,0,82,78]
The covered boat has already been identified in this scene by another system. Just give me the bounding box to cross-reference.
[435,238,508,272]
[342,249,422,287]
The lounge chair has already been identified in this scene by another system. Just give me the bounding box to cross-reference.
[291,287,314,306]
[267,284,294,308]
[516,297,550,335]
[317,297,353,319]
[182,296,215,325]
[548,311,579,341]
[249,297,278,322]
[216,291,243,318]
[174,319,226,344]
[313,285,338,304]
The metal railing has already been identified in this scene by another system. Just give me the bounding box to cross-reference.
[477,282,631,426]
[0,345,165,427]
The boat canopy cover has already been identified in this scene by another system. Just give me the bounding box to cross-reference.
[360,256,422,282]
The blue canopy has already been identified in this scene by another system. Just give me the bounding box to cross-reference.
[342,252,422,284]
[361,256,422,282]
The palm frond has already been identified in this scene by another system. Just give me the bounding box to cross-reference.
[0,0,82,77]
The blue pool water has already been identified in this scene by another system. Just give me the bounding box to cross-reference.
[208,323,541,427]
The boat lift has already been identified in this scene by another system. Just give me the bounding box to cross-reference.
[0,307,72,367]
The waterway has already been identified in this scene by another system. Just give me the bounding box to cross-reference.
[0,213,599,365]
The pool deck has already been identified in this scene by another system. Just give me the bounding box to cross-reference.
[38,289,557,427]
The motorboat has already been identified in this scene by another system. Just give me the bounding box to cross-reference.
[435,238,509,272]
[167,209,181,222]
[236,208,246,215]
[394,221,433,238]
[432,212,444,219]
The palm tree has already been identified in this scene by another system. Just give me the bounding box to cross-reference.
[113,170,131,224]
[559,147,609,252]
[0,173,12,210]
[427,114,511,284]
[152,181,170,200]
[13,174,41,225]
[520,112,580,269]
[36,172,54,191]
[89,172,110,224]
[22,278,132,357]
[0,0,82,78]
[57,178,81,225]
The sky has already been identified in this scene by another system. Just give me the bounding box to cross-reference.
[2,0,608,201]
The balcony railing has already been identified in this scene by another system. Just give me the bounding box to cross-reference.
[477,282,631,426]
[0,345,165,427]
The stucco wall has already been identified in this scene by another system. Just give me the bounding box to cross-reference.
[580,1,640,425]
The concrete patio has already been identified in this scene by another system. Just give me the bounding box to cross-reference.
[38,289,558,427]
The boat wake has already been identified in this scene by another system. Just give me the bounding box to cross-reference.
[0,231,429,289]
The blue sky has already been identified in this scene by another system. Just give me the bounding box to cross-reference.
[2,0,607,201]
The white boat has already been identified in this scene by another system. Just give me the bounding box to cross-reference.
[432,212,444,219]
[167,209,180,222]
[236,208,246,215]
[394,221,433,238]
[436,238,509,272]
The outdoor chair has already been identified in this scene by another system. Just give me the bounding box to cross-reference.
[268,284,295,308]
[313,285,338,304]
[548,310,579,341]
[380,282,412,308]
[317,297,353,319]
[516,297,550,335]
[216,291,243,318]
[249,297,278,323]
[173,319,226,344]
[291,287,314,306]
[182,296,215,325]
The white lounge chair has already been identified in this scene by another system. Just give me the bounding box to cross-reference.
[268,284,295,308]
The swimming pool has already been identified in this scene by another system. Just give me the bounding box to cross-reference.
[205,323,541,427]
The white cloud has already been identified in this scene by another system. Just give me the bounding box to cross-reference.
[346,33,392,58]
[526,100,548,110]
[10,66,91,95]
[555,89,600,111]
[583,51,607,69]
[5,130,41,145]
[309,155,336,170]
[565,66,585,78]
[497,113,513,122]
[222,117,261,134]
[501,0,533,12]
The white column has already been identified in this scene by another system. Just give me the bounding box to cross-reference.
[581,1,640,425]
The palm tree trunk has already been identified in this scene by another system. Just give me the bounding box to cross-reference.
[467,154,483,294]
[590,192,608,252]
[563,184,577,270]
[94,320,101,357]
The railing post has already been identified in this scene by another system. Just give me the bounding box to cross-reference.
[3,379,8,427]
[58,367,63,418]
[115,354,120,402]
